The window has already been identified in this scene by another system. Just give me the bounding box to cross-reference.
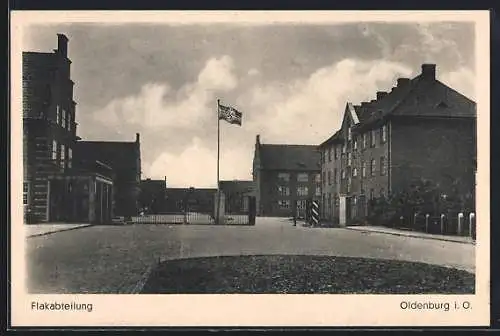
[370,130,376,147]
[56,106,60,124]
[353,136,358,151]
[361,161,367,178]
[334,145,338,159]
[347,178,351,193]
[23,182,29,205]
[278,173,290,182]
[352,195,357,206]
[380,188,385,198]
[370,158,376,177]
[328,148,331,162]
[61,109,66,128]
[297,186,309,196]
[342,144,346,153]
[315,186,321,197]
[322,150,326,163]
[347,152,352,166]
[278,186,290,197]
[68,148,73,168]
[352,167,358,177]
[315,174,321,183]
[380,156,387,176]
[322,172,326,186]
[341,169,346,180]
[334,194,339,207]
[297,173,309,182]
[381,124,387,143]
[67,112,71,131]
[60,144,65,167]
[327,193,332,209]
[52,140,58,160]
[278,200,290,209]
[362,133,368,149]
[328,171,331,185]
[334,168,338,184]
[370,188,375,200]
[348,127,352,141]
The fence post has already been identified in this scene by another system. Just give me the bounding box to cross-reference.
[457,212,464,236]
[440,214,445,234]
[469,212,476,239]
[413,213,418,231]
[425,214,430,233]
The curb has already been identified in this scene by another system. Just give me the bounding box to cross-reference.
[346,227,475,245]
[27,224,94,238]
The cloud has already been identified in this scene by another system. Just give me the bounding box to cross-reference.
[239,58,413,144]
[440,67,476,100]
[92,55,238,131]
[145,137,252,188]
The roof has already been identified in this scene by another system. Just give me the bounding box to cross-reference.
[353,74,476,130]
[318,130,343,148]
[75,140,139,173]
[258,144,321,171]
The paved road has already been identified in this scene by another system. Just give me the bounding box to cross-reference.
[26,217,474,294]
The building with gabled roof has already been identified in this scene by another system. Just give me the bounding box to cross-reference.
[318,64,476,226]
[75,133,142,218]
[253,135,321,217]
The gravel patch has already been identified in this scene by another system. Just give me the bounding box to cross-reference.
[140,255,475,294]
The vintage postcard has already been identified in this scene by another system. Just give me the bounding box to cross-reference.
[10,10,490,327]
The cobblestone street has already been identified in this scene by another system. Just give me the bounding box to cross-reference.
[26,217,475,294]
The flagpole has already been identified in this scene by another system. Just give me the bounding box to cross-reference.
[216,99,221,225]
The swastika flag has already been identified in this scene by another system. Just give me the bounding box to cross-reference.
[218,103,243,126]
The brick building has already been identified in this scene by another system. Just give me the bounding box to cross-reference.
[252,135,321,217]
[318,64,476,226]
[75,134,142,218]
[23,34,114,224]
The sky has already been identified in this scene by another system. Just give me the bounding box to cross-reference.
[22,21,476,188]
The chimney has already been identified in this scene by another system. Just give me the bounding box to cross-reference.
[136,133,140,143]
[256,134,261,146]
[376,91,387,100]
[56,33,68,57]
[421,63,436,80]
[397,78,410,87]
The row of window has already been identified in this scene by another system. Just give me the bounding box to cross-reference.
[278,172,321,183]
[322,188,386,209]
[322,125,387,163]
[56,105,72,131]
[322,157,388,186]
[277,199,309,210]
[52,139,73,168]
[277,185,321,197]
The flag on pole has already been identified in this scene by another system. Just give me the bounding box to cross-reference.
[218,103,243,126]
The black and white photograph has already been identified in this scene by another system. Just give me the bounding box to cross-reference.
[10,11,490,327]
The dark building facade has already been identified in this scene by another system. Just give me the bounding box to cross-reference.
[23,34,114,224]
[139,178,167,213]
[219,180,256,214]
[252,135,321,217]
[164,188,216,214]
[318,64,476,226]
[75,134,142,218]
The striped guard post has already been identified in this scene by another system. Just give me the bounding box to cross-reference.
[311,200,320,227]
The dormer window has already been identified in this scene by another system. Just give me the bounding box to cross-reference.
[347,127,352,141]
[437,102,449,108]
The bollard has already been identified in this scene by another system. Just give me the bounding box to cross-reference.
[440,214,445,234]
[425,214,430,233]
[458,212,464,236]
[469,212,475,239]
[413,213,418,231]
